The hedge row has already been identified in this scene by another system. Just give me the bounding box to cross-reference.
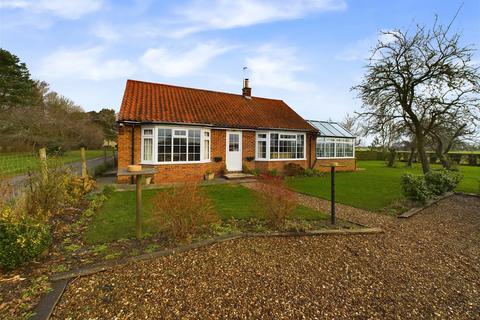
[356,150,480,166]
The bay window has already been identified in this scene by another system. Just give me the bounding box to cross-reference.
[256,132,306,160]
[316,137,355,159]
[142,126,210,163]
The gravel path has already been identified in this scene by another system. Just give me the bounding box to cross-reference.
[52,195,479,319]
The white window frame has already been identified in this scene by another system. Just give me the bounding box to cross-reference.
[255,131,307,161]
[203,131,211,161]
[140,125,211,165]
[316,137,355,159]
[256,133,268,160]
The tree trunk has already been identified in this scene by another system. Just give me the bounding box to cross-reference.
[435,144,450,170]
[407,147,415,167]
[416,133,430,174]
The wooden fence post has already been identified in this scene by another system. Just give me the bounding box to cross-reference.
[39,147,47,181]
[80,147,87,178]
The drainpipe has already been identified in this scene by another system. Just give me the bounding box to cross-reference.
[311,133,318,169]
[130,124,135,184]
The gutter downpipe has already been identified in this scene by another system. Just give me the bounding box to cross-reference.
[130,123,135,184]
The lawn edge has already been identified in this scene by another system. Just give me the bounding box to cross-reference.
[30,278,69,320]
[398,192,455,219]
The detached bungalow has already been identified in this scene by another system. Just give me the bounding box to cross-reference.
[117,79,355,183]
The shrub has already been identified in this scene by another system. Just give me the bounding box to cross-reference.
[424,170,462,196]
[400,173,430,203]
[151,183,219,242]
[0,208,51,270]
[102,184,116,197]
[429,153,438,164]
[303,168,322,177]
[449,153,463,165]
[467,154,478,166]
[284,163,304,176]
[94,159,115,177]
[24,160,94,219]
[255,177,297,229]
[250,168,261,176]
[267,169,278,177]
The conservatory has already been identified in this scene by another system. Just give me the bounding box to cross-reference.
[307,120,356,159]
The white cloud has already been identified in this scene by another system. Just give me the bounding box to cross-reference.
[92,24,122,42]
[1,0,102,19]
[40,47,135,81]
[336,30,397,62]
[172,0,346,36]
[246,44,315,91]
[89,0,346,40]
[140,42,233,77]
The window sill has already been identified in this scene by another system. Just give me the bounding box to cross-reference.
[140,160,212,165]
[316,157,355,160]
[255,158,307,162]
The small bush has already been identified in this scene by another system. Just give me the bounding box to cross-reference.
[102,184,116,197]
[425,170,462,196]
[284,163,304,176]
[400,173,430,203]
[266,169,278,177]
[429,153,438,164]
[24,160,94,219]
[250,168,261,176]
[255,177,297,229]
[0,208,51,270]
[449,154,463,165]
[303,168,322,177]
[94,159,115,177]
[151,183,219,242]
[467,154,478,166]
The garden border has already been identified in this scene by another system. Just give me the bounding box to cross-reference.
[34,227,382,320]
[398,192,454,219]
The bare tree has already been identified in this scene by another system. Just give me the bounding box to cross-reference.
[354,16,480,173]
[341,113,364,146]
[428,110,478,168]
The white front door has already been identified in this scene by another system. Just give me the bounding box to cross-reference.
[226,131,242,171]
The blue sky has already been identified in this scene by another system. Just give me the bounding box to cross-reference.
[1,0,479,122]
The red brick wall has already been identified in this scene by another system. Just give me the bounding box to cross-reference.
[118,126,230,183]
[312,158,356,172]
[117,125,355,184]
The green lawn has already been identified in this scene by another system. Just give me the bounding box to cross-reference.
[85,184,328,244]
[0,149,105,177]
[286,160,480,212]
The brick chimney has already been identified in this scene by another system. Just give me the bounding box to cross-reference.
[242,78,251,99]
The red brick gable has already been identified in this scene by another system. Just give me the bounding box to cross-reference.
[118,80,317,132]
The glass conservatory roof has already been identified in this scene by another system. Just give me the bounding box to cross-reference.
[307,120,355,138]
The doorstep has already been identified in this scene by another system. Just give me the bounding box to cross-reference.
[223,172,255,180]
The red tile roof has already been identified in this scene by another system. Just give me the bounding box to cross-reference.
[118,80,317,132]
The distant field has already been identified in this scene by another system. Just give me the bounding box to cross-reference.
[355,148,480,154]
[0,150,105,178]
